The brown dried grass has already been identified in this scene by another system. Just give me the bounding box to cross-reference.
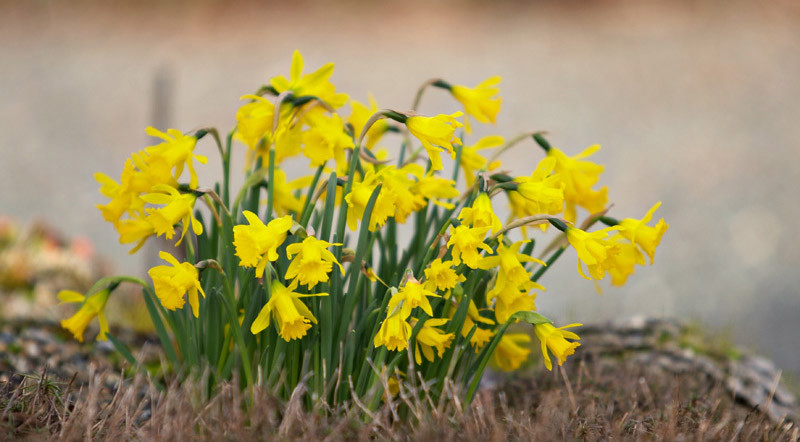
[2,358,798,441]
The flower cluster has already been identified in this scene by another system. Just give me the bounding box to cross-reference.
[62,50,668,410]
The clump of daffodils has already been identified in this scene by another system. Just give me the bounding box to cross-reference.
[60,50,668,410]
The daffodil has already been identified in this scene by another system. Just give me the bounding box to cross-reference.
[116,216,155,254]
[548,145,608,222]
[618,201,669,264]
[285,236,343,288]
[388,280,440,319]
[380,165,425,224]
[235,95,276,150]
[479,239,545,299]
[406,112,463,171]
[270,168,312,217]
[411,318,454,364]
[348,95,390,150]
[373,310,413,352]
[250,280,328,341]
[458,193,502,234]
[423,258,465,292]
[566,226,622,281]
[533,322,581,371]
[270,50,348,109]
[459,135,504,187]
[448,299,495,350]
[449,76,502,134]
[59,288,111,342]
[493,288,537,324]
[233,211,293,277]
[607,239,642,286]
[142,184,203,245]
[344,170,397,231]
[491,333,531,372]
[509,157,565,219]
[410,172,459,211]
[447,225,492,269]
[145,127,207,189]
[302,113,353,169]
[148,251,206,317]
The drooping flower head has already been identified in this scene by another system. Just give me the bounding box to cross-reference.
[348,95,390,150]
[533,322,581,371]
[142,184,203,246]
[447,225,492,269]
[233,212,293,278]
[458,193,502,235]
[509,156,565,219]
[411,318,454,364]
[618,201,669,264]
[459,135,504,187]
[250,280,328,341]
[492,333,532,372]
[449,76,502,134]
[565,226,623,281]
[285,236,343,288]
[374,310,413,352]
[423,258,465,292]
[59,288,112,343]
[547,145,607,222]
[145,127,207,189]
[344,170,397,232]
[302,113,354,169]
[406,112,463,171]
[389,280,441,319]
[148,251,206,317]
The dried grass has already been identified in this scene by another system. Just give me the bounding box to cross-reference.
[2,358,798,441]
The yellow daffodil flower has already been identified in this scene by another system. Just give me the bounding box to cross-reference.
[459,135,504,187]
[380,165,425,224]
[148,251,206,317]
[533,322,581,371]
[566,226,622,281]
[145,127,207,189]
[423,258,465,292]
[458,193,502,235]
[450,76,502,134]
[411,318,454,364]
[58,288,111,342]
[302,113,353,169]
[548,145,608,222]
[406,112,463,171]
[142,184,203,246]
[235,95,276,151]
[480,239,546,301]
[348,95,390,150]
[250,280,328,341]
[285,236,343,288]
[618,201,669,264]
[388,280,440,319]
[493,288,537,324]
[233,211,293,278]
[410,172,459,210]
[344,170,397,231]
[447,225,492,269]
[447,298,495,350]
[373,310,413,352]
[116,217,155,254]
[492,333,531,372]
[270,168,312,217]
[509,157,565,220]
[270,50,348,109]
[607,239,642,287]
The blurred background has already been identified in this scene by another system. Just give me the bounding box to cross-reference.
[1,0,799,376]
